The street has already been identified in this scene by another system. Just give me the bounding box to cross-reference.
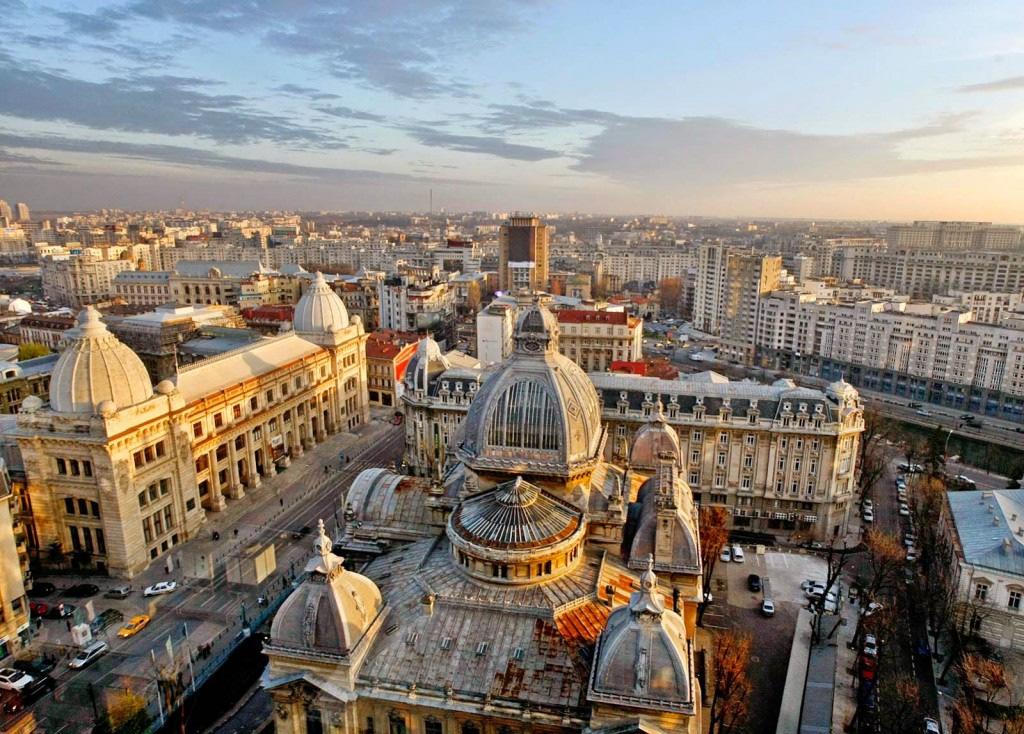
[7,416,405,733]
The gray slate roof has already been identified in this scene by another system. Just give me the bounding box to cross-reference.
[947,490,1024,576]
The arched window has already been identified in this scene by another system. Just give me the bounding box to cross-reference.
[486,380,561,450]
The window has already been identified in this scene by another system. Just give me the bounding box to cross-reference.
[1010,590,1022,610]
[138,491,147,508]
[718,433,729,445]
[745,434,755,446]
[250,396,258,411]
[233,404,242,420]
[186,498,196,512]
[717,452,727,467]
[64,498,75,514]
[975,583,989,601]
[78,498,88,515]
[83,460,92,477]
[425,720,443,734]
[70,460,80,476]
[214,413,224,429]
[714,473,725,488]
[56,458,67,475]
[743,455,753,468]
[692,431,703,443]
[741,477,752,489]
[689,471,700,485]
[690,450,700,464]
[193,422,203,438]
[265,389,274,404]
[155,441,166,458]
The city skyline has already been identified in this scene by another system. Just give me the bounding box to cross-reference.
[2,1,1024,220]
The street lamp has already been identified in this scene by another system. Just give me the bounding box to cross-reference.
[944,423,962,462]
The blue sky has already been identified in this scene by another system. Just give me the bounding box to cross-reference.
[3,0,1024,219]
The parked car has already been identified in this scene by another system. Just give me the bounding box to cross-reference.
[69,641,109,670]
[0,668,34,692]
[719,547,731,563]
[143,581,177,597]
[925,719,940,734]
[13,656,55,679]
[90,608,125,635]
[62,583,100,598]
[863,509,875,523]
[863,499,874,511]
[9,675,54,707]
[43,603,75,619]
[899,504,911,517]
[117,615,151,638]
[800,579,823,592]
[104,584,132,599]
[906,548,918,563]
[747,574,762,592]
[916,409,932,417]
[761,599,775,617]
[862,602,884,617]
[731,545,745,562]
[26,582,55,598]
[29,601,48,618]
[864,634,879,657]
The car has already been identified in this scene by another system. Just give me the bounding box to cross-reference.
[104,584,132,599]
[13,656,55,679]
[69,641,109,670]
[911,464,924,473]
[761,599,775,617]
[862,601,884,617]
[863,634,879,657]
[805,583,826,599]
[916,409,932,417]
[908,402,923,409]
[143,581,177,597]
[719,547,731,563]
[800,579,823,592]
[906,549,918,563]
[62,583,100,598]
[731,545,745,562]
[747,574,762,592]
[899,504,911,517]
[925,718,940,734]
[90,608,124,635]
[863,500,874,511]
[961,414,975,421]
[8,676,54,708]
[117,614,151,638]
[0,668,34,692]
[896,478,907,488]
[898,462,911,472]
[26,582,55,598]
[955,474,977,486]
[702,591,714,604]
[863,510,874,523]
[43,602,75,619]
[29,601,48,617]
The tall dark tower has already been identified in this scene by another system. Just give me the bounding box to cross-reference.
[498,215,549,292]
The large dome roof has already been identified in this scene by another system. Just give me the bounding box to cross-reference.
[270,521,384,656]
[293,271,349,333]
[49,306,154,414]
[456,302,603,479]
[629,406,681,471]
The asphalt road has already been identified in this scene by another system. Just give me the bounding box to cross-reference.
[8,420,405,733]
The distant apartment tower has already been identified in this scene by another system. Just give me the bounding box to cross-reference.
[498,215,549,292]
[694,243,782,364]
[15,202,30,222]
[0,201,10,221]
[887,221,1021,252]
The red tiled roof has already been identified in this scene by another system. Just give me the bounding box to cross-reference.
[556,309,627,325]
[610,360,647,376]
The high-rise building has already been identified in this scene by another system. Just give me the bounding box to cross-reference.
[14,202,30,222]
[498,215,549,291]
[0,200,11,221]
[693,243,781,364]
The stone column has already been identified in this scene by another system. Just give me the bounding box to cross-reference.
[227,440,245,500]
[262,424,275,479]
[208,449,226,511]
[247,433,261,489]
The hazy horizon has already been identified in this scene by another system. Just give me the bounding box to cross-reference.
[4,1,1024,221]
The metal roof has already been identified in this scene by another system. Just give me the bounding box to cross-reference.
[947,490,1024,576]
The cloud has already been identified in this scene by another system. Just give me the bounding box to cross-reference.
[0,148,64,166]
[402,126,562,161]
[315,105,387,123]
[957,75,1024,93]
[0,54,340,146]
[64,0,539,99]
[55,8,130,38]
[0,131,466,185]
[570,114,1024,186]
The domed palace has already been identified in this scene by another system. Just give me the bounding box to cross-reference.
[264,301,703,734]
[12,274,368,577]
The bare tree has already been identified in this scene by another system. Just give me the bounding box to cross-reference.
[708,630,753,734]
[698,505,730,625]
[876,673,924,734]
[858,410,895,502]
[810,540,858,645]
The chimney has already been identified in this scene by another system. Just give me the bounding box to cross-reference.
[421,593,436,616]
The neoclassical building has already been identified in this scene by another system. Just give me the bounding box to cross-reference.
[264,302,704,734]
[12,272,368,577]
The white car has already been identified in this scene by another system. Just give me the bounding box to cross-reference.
[925,718,940,734]
[801,579,823,592]
[862,601,884,617]
[719,547,731,563]
[863,510,875,523]
[0,667,34,691]
[731,544,745,562]
[69,640,109,670]
[863,500,874,512]
[899,504,911,517]
[906,548,918,563]
[864,634,879,657]
[143,581,177,597]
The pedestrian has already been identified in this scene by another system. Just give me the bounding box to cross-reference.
[234,528,239,537]
[280,498,284,508]
[324,465,329,475]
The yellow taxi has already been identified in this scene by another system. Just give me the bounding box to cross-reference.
[117,614,151,638]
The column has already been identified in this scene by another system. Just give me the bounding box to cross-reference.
[227,440,245,500]
[246,433,261,489]
[208,449,226,512]
[262,423,275,479]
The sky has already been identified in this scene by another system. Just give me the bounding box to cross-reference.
[3,1,1024,220]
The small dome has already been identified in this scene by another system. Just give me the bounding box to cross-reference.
[20,395,42,413]
[97,400,117,417]
[7,298,31,315]
[49,307,154,414]
[293,272,349,333]
[629,407,681,471]
[589,557,693,712]
[155,379,175,395]
[827,377,858,404]
[404,337,450,393]
[270,520,384,655]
